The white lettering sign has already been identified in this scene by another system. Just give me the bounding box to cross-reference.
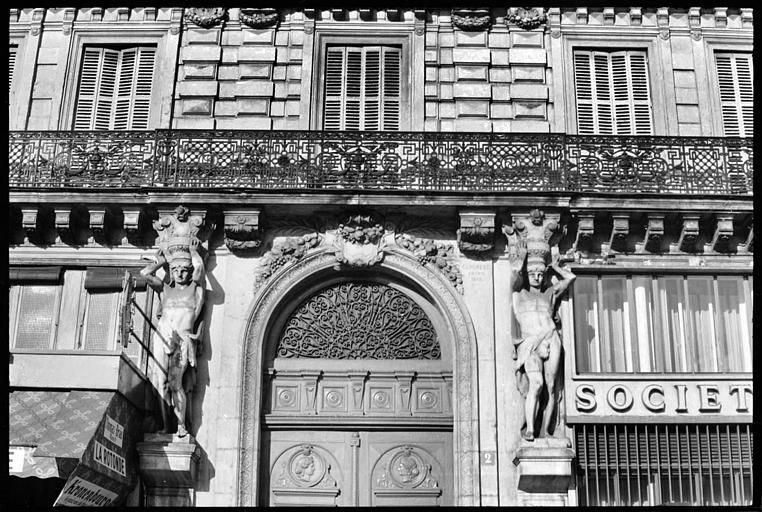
[9,446,28,473]
[569,380,753,420]
[103,415,124,448]
[55,476,119,507]
[93,440,126,477]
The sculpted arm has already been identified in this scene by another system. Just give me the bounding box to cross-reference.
[509,239,527,292]
[141,251,166,291]
[551,253,576,299]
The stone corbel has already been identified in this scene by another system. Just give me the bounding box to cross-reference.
[224,209,262,252]
[602,214,629,255]
[635,214,664,253]
[457,210,496,256]
[669,215,700,253]
[414,9,426,36]
[54,208,72,245]
[348,372,368,412]
[90,7,103,22]
[88,207,106,245]
[240,8,279,29]
[62,7,75,35]
[657,7,670,39]
[122,207,143,246]
[740,8,753,28]
[714,7,728,28]
[331,9,345,21]
[359,8,373,21]
[117,7,129,22]
[30,8,44,35]
[10,9,20,23]
[184,8,227,29]
[303,9,315,34]
[144,7,157,22]
[395,371,415,415]
[169,8,183,34]
[737,216,753,254]
[629,7,642,26]
[547,7,561,38]
[504,209,563,256]
[704,215,734,253]
[576,7,588,25]
[452,8,492,31]
[602,7,615,26]
[689,7,702,40]
[568,213,595,257]
[301,371,321,415]
[21,207,38,245]
[386,9,400,21]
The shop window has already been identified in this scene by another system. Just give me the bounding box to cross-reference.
[715,52,753,137]
[573,50,653,135]
[573,274,752,374]
[323,45,401,131]
[73,45,156,130]
[575,423,753,506]
[10,284,61,350]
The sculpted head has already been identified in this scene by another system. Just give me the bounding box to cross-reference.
[526,262,547,289]
[170,258,193,285]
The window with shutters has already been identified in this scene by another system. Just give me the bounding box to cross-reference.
[9,44,18,95]
[714,52,753,137]
[323,45,402,131]
[573,50,653,135]
[73,45,156,130]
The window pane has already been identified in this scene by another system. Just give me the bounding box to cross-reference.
[631,276,654,372]
[574,277,600,372]
[15,286,58,349]
[601,276,629,372]
[82,291,119,350]
[686,277,718,372]
[657,277,687,372]
[716,277,751,372]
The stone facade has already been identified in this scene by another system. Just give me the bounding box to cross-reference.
[8,7,753,508]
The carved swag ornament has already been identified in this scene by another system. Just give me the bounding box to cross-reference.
[239,8,279,29]
[451,8,492,31]
[503,209,575,442]
[506,7,547,30]
[184,8,227,28]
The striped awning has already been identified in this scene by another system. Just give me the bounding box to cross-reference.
[9,390,142,506]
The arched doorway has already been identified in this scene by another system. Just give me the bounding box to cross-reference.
[238,249,480,506]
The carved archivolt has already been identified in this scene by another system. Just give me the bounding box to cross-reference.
[277,282,441,360]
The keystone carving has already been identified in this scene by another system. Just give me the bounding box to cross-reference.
[333,213,386,269]
[240,8,278,28]
[184,8,227,28]
[451,8,492,31]
[224,209,262,252]
[635,214,664,253]
[507,7,547,30]
[670,215,700,253]
[704,215,734,253]
[457,211,496,256]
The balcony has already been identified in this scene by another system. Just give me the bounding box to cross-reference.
[8,130,753,195]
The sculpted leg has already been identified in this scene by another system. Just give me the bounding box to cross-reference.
[541,342,562,437]
[524,371,543,441]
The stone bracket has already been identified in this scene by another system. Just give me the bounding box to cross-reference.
[568,212,595,257]
[224,209,262,253]
[635,214,664,253]
[302,371,321,415]
[704,214,735,253]
[395,371,415,416]
[602,214,629,255]
[54,208,72,245]
[21,207,39,245]
[88,207,106,245]
[348,371,368,412]
[738,216,753,254]
[670,215,701,253]
[457,210,496,256]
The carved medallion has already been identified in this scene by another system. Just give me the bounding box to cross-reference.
[277,282,441,359]
[377,445,439,489]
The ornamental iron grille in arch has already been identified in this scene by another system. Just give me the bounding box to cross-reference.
[277,282,440,359]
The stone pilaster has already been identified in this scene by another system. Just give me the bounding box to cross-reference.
[137,434,201,506]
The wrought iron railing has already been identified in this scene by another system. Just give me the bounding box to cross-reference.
[8,130,753,195]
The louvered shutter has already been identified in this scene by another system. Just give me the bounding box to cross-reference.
[9,44,18,93]
[323,45,401,131]
[574,50,653,135]
[716,53,753,137]
[74,46,155,130]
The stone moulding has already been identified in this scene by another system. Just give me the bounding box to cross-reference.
[184,8,227,28]
[238,248,480,505]
[506,7,547,30]
[451,8,492,31]
[239,8,279,29]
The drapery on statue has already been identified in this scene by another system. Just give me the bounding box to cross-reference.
[141,206,205,437]
[506,210,575,441]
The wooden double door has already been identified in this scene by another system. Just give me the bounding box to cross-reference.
[261,429,453,506]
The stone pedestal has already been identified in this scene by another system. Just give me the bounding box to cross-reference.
[513,437,575,506]
[137,433,200,506]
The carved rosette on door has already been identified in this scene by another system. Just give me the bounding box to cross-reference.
[373,445,442,505]
[270,444,341,506]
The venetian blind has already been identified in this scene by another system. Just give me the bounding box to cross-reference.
[574,50,653,135]
[9,44,18,93]
[74,46,156,130]
[715,53,753,137]
[323,45,401,131]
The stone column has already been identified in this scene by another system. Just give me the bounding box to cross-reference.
[513,437,574,506]
[137,434,201,506]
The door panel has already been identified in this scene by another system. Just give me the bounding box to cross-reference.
[263,430,452,506]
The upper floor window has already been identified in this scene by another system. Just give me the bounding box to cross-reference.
[73,45,156,130]
[323,45,401,131]
[9,44,18,94]
[715,52,753,137]
[573,50,653,135]
[573,273,752,374]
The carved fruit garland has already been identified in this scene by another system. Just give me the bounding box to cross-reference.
[396,234,464,293]
[254,233,321,288]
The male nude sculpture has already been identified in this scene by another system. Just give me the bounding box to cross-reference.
[510,239,575,441]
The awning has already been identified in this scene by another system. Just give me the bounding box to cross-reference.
[9,390,143,506]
